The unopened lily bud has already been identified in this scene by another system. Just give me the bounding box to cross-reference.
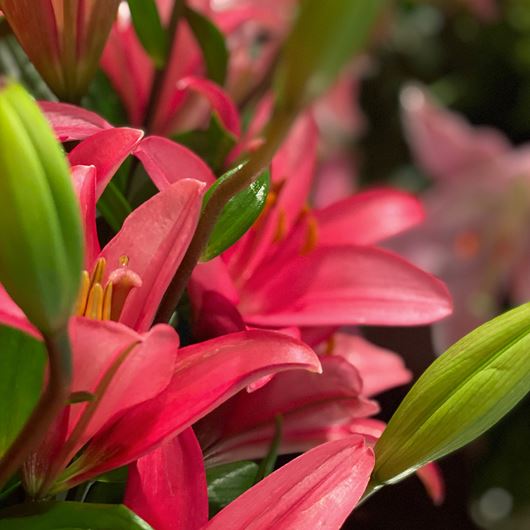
[0,81,83,333]
[373,303,530,486]
[0,0,120,101]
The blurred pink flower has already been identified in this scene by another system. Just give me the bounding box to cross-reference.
[390,85,530,349]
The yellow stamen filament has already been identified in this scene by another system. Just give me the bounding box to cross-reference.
[85,283,104,320]
[75,255,141,322]
[102,283,113,320]
[273,208,287,242]
[324,335,336,356]
[301,215,319,255]
[90,257,106,286]
[75,271,91,316]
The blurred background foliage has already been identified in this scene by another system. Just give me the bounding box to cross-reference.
[0,0,528,528]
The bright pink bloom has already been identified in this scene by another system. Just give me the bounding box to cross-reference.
[187,112,452,329]
[391,85,530,348]
[0,115,320,495]
[125,430,374,530]
[101,2,240,136]
[0,0,121,100]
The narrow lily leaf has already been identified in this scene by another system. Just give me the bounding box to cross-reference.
[373,303,530,488]
[0,502,154,529]
[201,166,270,261]
[207,461,259,516]
[173,112,237,173]
[185,7,228,85]
[127,0,168,68]
[0,325,45,457]
[97,181,132,232]
[255,415,283,482]
[275,0,384,110]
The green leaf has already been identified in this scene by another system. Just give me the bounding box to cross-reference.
[200,164,270,261]
[173,112,237,173]
[0,502,153,529]
[185,7,228,85]
[255,415,283,482]
[127,0,168,68]
[372,303,530,488]
[97,181,133,233]
[0,325,45,457]
[275,0,385,110]
[207,461,259,516]
[94,467,128,484]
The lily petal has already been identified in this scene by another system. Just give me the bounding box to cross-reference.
[315,188,425,246]
[68,127,144,198]
[205,436,374,530]
[125,428,208,530]
[99,178,205,332]
[40,101,112,142]
[66,330,320,482]
[240,246,452,326]
[135,136,215,191]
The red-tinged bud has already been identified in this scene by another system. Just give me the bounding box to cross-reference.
[0,0,121,101]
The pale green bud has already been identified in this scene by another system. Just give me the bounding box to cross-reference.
[0,81,83,333]
[373,303,530,486]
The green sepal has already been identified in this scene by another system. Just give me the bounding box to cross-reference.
[127,0,169,68]
[207,461,259,516]
[0,502,154,529]
[185,7,229,85]
[200,164,270,261]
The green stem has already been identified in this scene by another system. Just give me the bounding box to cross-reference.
[154,109,296,324]
[0,329,72,491]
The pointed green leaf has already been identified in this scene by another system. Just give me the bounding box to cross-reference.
[373,303,530,487]
[200,164,270,261]
[185,7,228,85]
[127,0,168,68]
[275,0,385,111]
[0,502,154,529]
[207,461,259,516]
[0,326,45,457]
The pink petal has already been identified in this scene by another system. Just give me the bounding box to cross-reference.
[68,330,321,481]
[315,188,425,246]
[416,462,445,506]
[0,286,39,338]
[198,356,378,466]
[99,179,205,332]
[240,246,452,326]
[101,21,153,125]
[401,85,509,181]
[65,318,179,458]
[71,165,100,267]
[68,128,144,199]
[134,136,215,191]
[125,428,208,530]
[205,436,374,530]
[226,113,317,282]
[174,76,241,137]
[324,333,412,396]
[312,154,357,209]
[40,101,111,142]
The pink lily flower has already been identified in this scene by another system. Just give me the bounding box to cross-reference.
[0,0,120,101]
[101,1,240,136]
[0,117,320,496]
[125,429,374,530]
[183,111,452,329]
[390,85,530,349]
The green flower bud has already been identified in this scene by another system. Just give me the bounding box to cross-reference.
[0,81,83,334]
[373,303,530,487]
